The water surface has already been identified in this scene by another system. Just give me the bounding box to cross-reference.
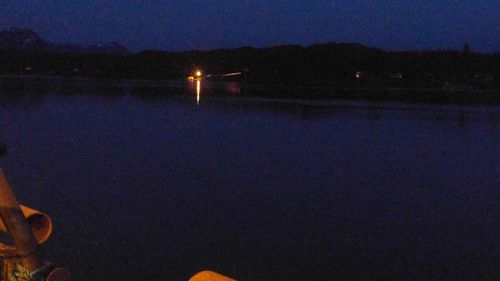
[0,80,498,281]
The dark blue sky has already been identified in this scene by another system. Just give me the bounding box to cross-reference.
[1,0,498,52]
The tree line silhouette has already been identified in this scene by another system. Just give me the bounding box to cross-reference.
[0,42,498,91]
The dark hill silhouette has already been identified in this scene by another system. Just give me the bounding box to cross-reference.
[0,27,47,50]
[0,27,130,54]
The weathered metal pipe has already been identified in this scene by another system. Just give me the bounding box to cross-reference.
[0,205,53,244]
[0,168,43,271]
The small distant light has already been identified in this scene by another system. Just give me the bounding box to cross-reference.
[195,70,202,77]
[355,72,361,79]
[222,72,243,77]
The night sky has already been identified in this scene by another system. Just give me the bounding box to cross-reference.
[1,0,498,52]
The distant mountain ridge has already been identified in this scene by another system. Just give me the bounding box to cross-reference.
[0,27,48,50]
[0,27,130,54]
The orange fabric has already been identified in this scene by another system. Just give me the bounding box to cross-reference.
[189,271,236,281]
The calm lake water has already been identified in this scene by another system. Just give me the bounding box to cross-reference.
[0,79,498,281]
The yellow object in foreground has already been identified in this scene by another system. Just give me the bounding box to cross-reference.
[189,271,236,281]
[0,205,53,244]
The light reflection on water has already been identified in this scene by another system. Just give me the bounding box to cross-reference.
[0,79,498,281]
[187,80,242,105]
[196,80,201,105]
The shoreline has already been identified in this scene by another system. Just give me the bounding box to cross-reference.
[0,74,498,106]
[0,74,498,92]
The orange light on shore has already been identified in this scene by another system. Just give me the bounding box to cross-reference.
[188,70,203,81]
